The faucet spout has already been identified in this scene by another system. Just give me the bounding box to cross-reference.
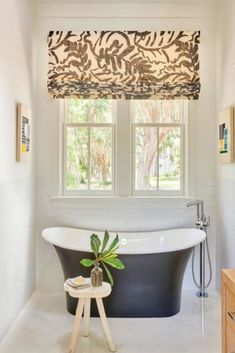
[186,200,203,208]
[186,200,204,221]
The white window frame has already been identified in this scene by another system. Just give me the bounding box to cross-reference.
[62,100,117,196]
[131,101,187,197]
[59,99,189,198]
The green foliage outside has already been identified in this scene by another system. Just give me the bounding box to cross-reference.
[66,99,182,192]
[66,100,112,191]
[135,100,182,190]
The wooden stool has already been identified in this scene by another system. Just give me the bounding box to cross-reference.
[64,279,116,353]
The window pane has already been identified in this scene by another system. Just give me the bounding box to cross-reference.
[88,100,112,123]
[67,100,89,123]
[67,99,112,123]
[134,100,156,123]
[159,127,181,190]
[156,100,184,123]
[133,100,185,124]
[135,127,158,190]
[66,127,88,190]
[90,127,112,190]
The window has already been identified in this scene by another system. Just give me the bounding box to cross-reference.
[132,100,186,196]
[63,100,115,195]
[62,99,187,197]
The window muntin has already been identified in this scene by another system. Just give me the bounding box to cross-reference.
[132,100,186,195]
[64,99,114,195]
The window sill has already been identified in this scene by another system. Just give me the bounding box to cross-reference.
[50,195,197,209]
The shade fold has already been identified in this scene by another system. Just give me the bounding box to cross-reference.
[48,30,200,100]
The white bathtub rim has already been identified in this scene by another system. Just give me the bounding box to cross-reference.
[42,227,206,255]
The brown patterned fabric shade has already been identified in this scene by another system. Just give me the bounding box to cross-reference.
[48,30,200,100]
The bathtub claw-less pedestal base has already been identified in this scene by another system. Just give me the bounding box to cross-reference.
[64,280,116,353]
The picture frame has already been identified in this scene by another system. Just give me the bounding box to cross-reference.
[219,107,234,163]
[16,103,31,162]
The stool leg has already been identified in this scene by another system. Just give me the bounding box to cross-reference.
[96,298,116,352]
[82,298,91,337]
[68,298,85,353]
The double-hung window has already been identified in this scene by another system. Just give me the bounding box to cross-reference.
[63,100,115,195]
[62,99,187,197]
[132,100,186,196]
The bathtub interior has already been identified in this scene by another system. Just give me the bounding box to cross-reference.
[42,227,206,254]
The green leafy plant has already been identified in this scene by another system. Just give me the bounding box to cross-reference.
[80,230,125,286]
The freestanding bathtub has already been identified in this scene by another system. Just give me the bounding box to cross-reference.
[42,227,206,318]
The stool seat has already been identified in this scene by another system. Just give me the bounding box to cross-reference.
[64,278,116,353]
[64,279,111,299]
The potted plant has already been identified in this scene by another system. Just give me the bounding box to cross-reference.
[80,230,125,287]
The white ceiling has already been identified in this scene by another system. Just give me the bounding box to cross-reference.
[33,0,216,3]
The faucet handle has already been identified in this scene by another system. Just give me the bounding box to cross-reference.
[197,215,210,228]
[203,215,210,227]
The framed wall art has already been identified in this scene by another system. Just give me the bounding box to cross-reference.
[16,103,31,162]
[219,107,234,163]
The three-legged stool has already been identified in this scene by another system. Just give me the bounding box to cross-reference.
[64,279,116,353]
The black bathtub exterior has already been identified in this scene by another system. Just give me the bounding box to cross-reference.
[54,245,193,318]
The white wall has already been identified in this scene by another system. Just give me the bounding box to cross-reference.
[0,0,35,341]
[216,0,235,287]
[34,3,217,292]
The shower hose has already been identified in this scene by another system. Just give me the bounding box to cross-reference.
[191,225,212,289]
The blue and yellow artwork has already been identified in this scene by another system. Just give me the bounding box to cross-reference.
[219,123,228,154]
[219,107,234,163]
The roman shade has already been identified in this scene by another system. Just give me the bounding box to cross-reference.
[48,30,200,100]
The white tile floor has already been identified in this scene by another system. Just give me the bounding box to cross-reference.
[0,289,221,353]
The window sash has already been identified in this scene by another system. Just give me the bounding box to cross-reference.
[132,124,185,196]
[63,123,115,196]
